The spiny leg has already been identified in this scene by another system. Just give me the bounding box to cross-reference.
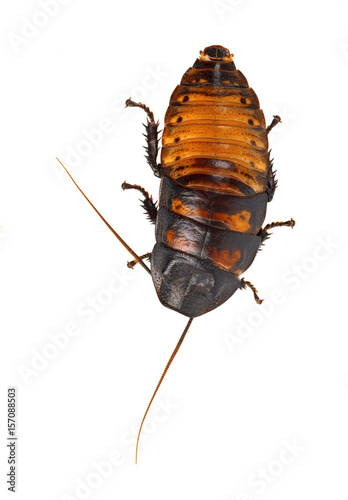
[266,158,278,201]
[260,218,295,244]
[121,182,158,224]
[127,252,151,270]
[240,279,264,305]
[266,115,281,134]
[125,98,161,178]
[264,219,295,232]
[265,116,281,200]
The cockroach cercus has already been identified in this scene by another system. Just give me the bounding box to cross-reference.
[57,45,295,463]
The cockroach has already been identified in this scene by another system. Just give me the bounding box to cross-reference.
[57,45,295,463]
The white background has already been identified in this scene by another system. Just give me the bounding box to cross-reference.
[1,0,348,499]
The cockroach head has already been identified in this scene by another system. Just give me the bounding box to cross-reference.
[199,45,234,62]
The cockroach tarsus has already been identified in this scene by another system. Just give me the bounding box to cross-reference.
[57,44,295,464]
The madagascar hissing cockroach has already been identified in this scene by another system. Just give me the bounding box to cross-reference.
[57,44,295,463]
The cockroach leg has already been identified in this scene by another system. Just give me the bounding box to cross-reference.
[266,159,277,201]
[263,218,295,232]
[266,115,281,134]
[121,182,158,224]
[259,218,295,243]
[127,253,152,269]
[125,98,162,178]
[240,279,264,304]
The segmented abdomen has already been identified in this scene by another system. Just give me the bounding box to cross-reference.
[161,48,269,197]
[158,46,269,275]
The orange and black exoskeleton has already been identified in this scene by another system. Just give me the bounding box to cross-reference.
[124,45,294,316]
[57,45,295,462]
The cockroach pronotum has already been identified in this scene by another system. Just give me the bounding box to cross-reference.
[57,44,295,463]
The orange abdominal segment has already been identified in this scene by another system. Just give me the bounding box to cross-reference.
[213,210,251,232]
[165,229,199,254]
[161,54,269,196]
[171,198,209,219]
[171,198,252,232]
[207,248,242,271]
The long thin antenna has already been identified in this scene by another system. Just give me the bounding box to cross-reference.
[56,158,151,275]
[135,317,194,464]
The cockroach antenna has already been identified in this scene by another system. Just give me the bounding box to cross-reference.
[135,317,193,464]
[56,158,195,464]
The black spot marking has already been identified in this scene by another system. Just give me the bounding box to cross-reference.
[248,119,254,125]
[240,214,245,220]
[174,137,180,143]
[183,96,189,102]
[251,140,256,146]
[243,172,253,180]
[241,98,246,104]
[176,117,182,123]
[175,156,180,161]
